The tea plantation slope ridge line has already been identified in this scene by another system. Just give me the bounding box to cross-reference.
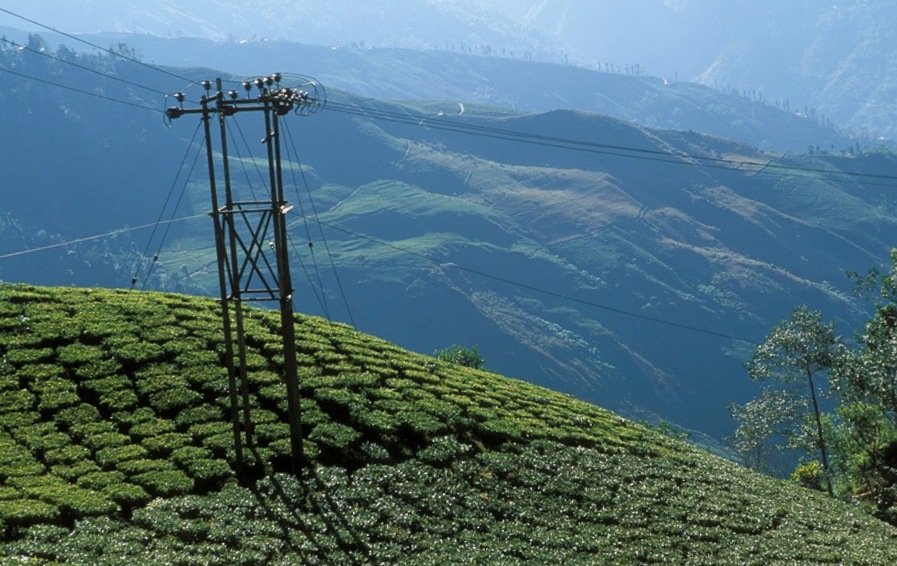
[0,284,894,563]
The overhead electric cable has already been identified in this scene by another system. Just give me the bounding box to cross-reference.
[130,119,203,289]
[1,6,891,187]
[325,101,897,187]
[283,120,357,328]
[0,7,198,86]
[0,65,163,113]
[0,214,207,260]
[229,117,330,314]
[0,36,170,97]
[286,214,757,345]
[277,122,332,320]
[139,129,204,290]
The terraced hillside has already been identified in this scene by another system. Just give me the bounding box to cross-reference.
[0,284,895,563]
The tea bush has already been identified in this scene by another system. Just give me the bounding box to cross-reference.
[1,285,897,564]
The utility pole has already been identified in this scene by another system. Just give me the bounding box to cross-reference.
[166,74,323,476]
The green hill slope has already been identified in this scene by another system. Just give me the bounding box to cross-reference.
[0,284,895,563]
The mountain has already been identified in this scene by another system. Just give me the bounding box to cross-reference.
[468,0,897,140]
[0,0,562,60]
[72,32,853,153]
[6,0,897,141]
[1,284,896,563]
[3,45,897,442]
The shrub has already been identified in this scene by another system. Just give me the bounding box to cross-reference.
[0,388,35,410]
[12,476,117,515]
[149,387,202,414]
[176,405,224,427]
[22,432,70,453]
[129,418,176,438]
[433,345,485,369]
[99,389,139,411]
[418,436,473,466]
[181,458,232,482]
[95,445,149,469]
[56,343,107,367]
[0,410,39,429]
[309,422,361,451]
[72,360,123,381]
[68,420,117,441]
[83,432,130,451]
[111,406,155,427]
[0,434,45,478]
[116,458,175,475]
[171,446,213,466]
[791,461,824,491]
[44,444,90,465]
[76,470,126,490]
[50,461,100,482]
[81,375,130,396]
[102,482,151,507]
[0,498,60,526]
[35,380,81,412]
[142,433,192,457]
[132,470,193,497]
[54,403,101,428]
[4,348,55,366]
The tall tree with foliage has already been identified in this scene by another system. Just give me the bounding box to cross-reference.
[730,388,801,474]
[830,251,897,519]
[742,306,840,495]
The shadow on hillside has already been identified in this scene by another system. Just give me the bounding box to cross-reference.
[246,448,373,564]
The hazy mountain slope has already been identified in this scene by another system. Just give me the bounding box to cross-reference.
[3,47,897,440]
[72,32,850,153]
[475,0,897,140]
[6,0,897,139]
[140,90,895,436]
[1,1,873,147]
[1,285,896,563]
[0,0,561,60]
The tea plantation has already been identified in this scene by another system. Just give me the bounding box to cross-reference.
[0,284,895,564]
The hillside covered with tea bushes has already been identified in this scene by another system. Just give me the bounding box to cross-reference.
[0,284,895,563]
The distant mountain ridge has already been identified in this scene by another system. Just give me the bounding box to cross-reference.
[0,24,853,153]
[4,0,896,140]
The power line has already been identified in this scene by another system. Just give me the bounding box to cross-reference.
[0,6,198,86]
[0,64,163,114]
[285,214,757,345]
[283,120,357,328]
[130,119,203,289]
[0,12,870,345]
[0,214,207,260]
[138,126,204,290]
[325,100,897,187]
[2,7,892,188]
[0,36,170,97]
[228,116,331,315]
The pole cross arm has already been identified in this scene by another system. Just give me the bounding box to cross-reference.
[166,74,325,121]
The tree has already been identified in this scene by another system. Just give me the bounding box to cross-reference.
[830,252,897,516]
[434,345,484,369]
[743,306,840,495]
[730,388,801,473]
